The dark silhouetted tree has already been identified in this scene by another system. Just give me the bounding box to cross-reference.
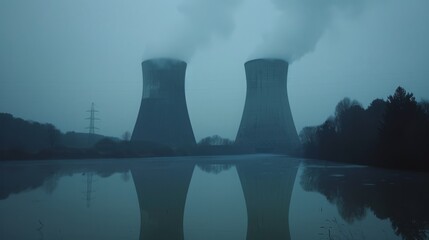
[46,123,61,147]
[335,98,362,128]
[316,117,338,160]
[378,86,429,168]
[0,113,61,152]
[300,87,428,169]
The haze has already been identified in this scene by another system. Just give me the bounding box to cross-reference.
[1,0,428,140]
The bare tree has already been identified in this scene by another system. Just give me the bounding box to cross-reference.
[122,131,131,141]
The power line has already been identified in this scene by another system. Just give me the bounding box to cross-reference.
[86,102,99,135]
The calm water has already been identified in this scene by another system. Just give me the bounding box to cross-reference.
[1,155,428,240]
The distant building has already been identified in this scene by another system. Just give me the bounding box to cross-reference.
[235,58,300,153]
[131,58,196,148]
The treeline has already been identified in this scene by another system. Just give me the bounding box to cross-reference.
[0,113,119,160]
[198,135,234,146]
[0,113,61,152]
[0,113,240,160]
[300,87,429,169]
[194,135,242,155]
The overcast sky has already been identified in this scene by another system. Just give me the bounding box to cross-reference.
[1,0,428,141]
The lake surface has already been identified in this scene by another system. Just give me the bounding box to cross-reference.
[1,155,428,240]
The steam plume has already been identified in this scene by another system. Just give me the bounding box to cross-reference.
[254,0,374,62]
[144,0,243,61]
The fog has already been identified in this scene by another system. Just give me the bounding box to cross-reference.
[0,0,428,140]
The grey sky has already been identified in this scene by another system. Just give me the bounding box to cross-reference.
[1,0,428,141]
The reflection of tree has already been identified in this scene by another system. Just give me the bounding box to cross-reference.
[0,161,129,200]
[0,164,60,200]
[301,162,429,240]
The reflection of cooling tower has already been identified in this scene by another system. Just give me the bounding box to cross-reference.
[236,157,299,240]
[131,161,195,240]
[131,58,196,148]
[236,59,300,153]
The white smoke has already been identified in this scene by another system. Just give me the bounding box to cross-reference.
[144,0,377,63]
[253,0,375,62]
[143,0,243,61]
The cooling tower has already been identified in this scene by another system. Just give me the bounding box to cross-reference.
[131,58,196,148]
[235,59,300,153]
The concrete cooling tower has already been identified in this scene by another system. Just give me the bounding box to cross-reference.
[235,58,300,153]
[131,58,196,148]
